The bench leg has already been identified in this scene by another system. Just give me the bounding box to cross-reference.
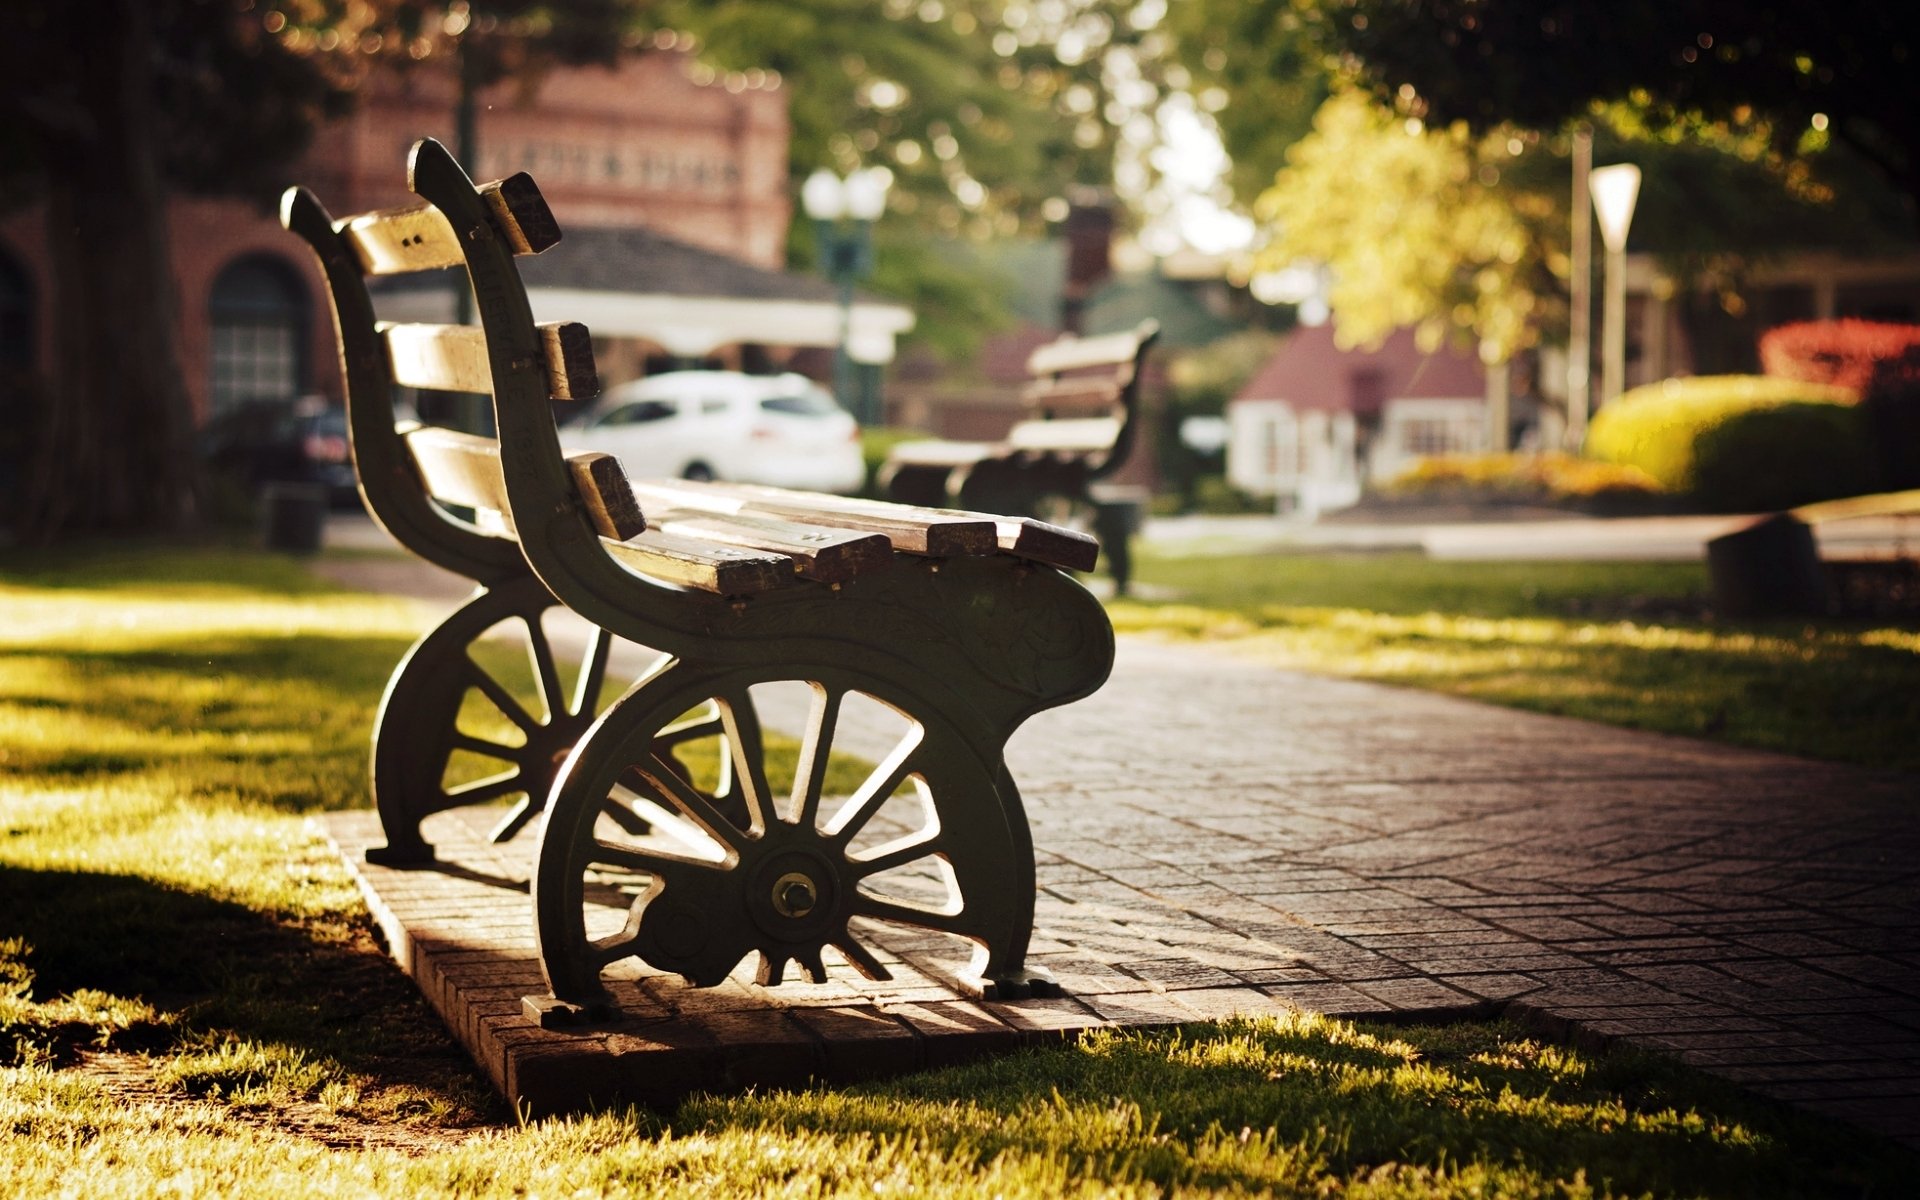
[367,576,617,864]
[532,660,1044,1008]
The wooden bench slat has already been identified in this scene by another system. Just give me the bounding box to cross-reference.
[642,479,1097,571]
[628,479,1000,557]
[651,510,894,584]
[1004,417,1123,453]
[567,452,647,540]
[883,440,998,469]
[383,321,598,401]
[1791,487,1920,525]
[402,424,798,594]
[1019,376,1125,413]
[340,172,559,275]
[1026,322,1158,375]
[602,529,798,595]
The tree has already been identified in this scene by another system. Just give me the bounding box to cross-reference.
[0,1,641,540]
[1163,0,1330,206]
[1321,1,1920,224]
[663,0,1169,357]
[1253,87,1560,361]
[0,1,345,538]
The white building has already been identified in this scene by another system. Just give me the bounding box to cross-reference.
[1227,324,1489,515]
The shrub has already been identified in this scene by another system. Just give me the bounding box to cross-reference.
[1385,452,1662,505]
[1587,375,1877,511]
[1759,318,1920,392]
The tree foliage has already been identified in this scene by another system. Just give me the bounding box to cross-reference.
[1253,88,1558,360]
[1322,0,1919,223]
[0,1,638,539]
[1162,0,1329,207]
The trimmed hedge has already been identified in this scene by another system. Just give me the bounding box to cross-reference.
[1759,318,1920,392]
[1384,452,1663,508]
[1587,375,1879,511]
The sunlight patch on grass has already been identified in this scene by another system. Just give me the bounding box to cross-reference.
[1111,552,1920,770]
[2,544,1914,1195]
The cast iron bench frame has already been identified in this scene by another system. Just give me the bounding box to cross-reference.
[283,138,1114,1016]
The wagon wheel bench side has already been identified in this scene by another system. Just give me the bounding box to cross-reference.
[283,138,1118,1016]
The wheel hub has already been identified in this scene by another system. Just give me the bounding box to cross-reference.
[745,844,842,943]
[771,872,818,918]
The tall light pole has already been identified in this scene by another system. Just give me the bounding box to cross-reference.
[1567,127,1593,449]
[1590,162,1642,412]
[801,166,892,425]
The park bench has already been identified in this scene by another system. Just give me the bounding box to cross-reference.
[282,138,1114,1016]
[1707,487,1920,617]
[880,320,1158,592]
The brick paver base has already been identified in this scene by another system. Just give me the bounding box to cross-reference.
[319,639,1920,1144]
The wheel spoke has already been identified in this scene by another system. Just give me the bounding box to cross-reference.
[465,660,541,734]
[654,703,722,747]
[850,834,944,879]
[832,936,893,982]
[630,754,747,852]
[599,795,652,836]
[588,837,721,888]
[574,625,614,717]
[487,794,538,843]
[587,931,642,968]
[717,688,771,831]
[524,614,567,721]
[425,769,524,814]
[449,731,521,761]
[852,895,977,938]
[788,685,843,829]
[824,735,922,849]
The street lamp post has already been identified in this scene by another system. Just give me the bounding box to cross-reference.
[801,166,892,425]
[1589,162,1642,412]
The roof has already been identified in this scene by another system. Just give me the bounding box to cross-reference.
[366,223,914,363]
[1233,323,1485,412]
[520,226,844,303]
[1082,269,1238,350]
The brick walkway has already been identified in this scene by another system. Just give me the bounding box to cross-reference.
[314,551,1920,1144]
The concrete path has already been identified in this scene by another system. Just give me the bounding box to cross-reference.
[1141,508,1920,562]
[312,535,1920,1145]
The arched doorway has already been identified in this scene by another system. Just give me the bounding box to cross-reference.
[208,255,308,414]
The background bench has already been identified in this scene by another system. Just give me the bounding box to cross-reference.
[284,138,1115,1016]
[881,321,1158,592]
[1707,487,1920,617]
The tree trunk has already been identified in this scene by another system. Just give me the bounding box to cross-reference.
[20,0,200,539]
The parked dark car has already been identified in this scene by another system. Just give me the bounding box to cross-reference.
[199,394,360,507]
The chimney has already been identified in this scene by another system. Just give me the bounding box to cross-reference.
[1060,188,1113,334]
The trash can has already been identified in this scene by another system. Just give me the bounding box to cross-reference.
[260,482,327,554]
[1088,484,1149,597]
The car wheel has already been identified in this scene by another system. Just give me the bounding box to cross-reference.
[681,462,716,482]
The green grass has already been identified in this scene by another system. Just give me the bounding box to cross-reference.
[2,542,1915,1195]
[1111,551,1920,771]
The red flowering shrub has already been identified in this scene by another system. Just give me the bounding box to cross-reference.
[1758,319,1920,393]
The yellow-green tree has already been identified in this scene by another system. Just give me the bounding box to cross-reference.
[1254,88,1557,361]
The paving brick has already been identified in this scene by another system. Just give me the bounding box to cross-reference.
[312,634,1920,1149]
[787,1006,922,1081]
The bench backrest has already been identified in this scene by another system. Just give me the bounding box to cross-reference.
[287,138,1103,617]
[282,144,648,587]
[1005,320,1158,476]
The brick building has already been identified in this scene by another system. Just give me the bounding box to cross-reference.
[0,48,909,429]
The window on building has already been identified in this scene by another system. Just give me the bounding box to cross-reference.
[209,256,307,414]
[1402,417,1458,457]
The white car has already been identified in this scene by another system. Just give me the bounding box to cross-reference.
[567,371,866,494]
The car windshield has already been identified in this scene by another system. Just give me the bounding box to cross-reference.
[759,390,840,417]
